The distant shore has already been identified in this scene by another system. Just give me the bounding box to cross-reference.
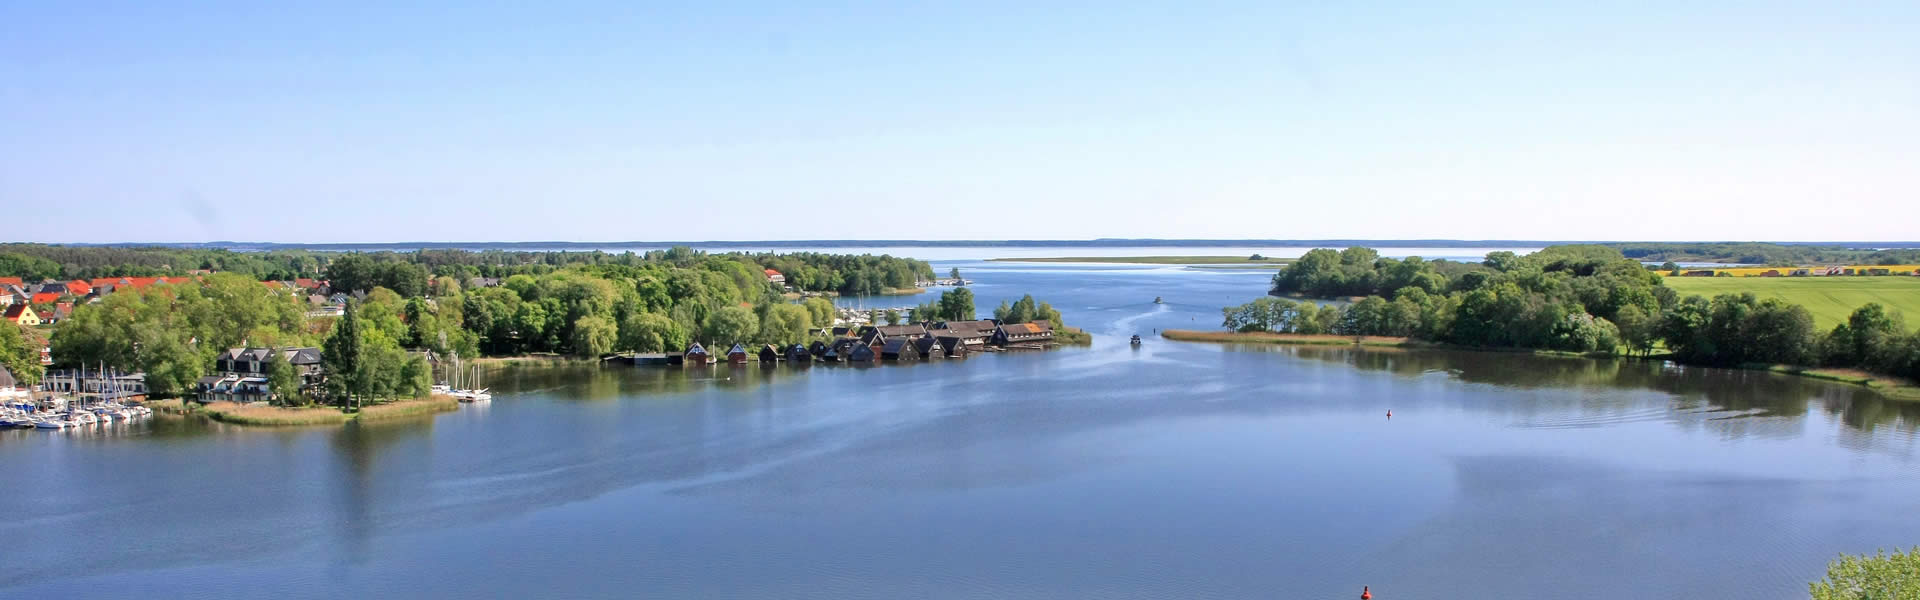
[1159,329,1410,347]
[990,256,1295,265]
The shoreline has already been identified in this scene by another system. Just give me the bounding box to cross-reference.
[1161,329,1920,402]
[989,256,1294,265]
[1159,330,1412,347]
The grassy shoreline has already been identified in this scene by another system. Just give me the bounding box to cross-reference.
[1164,329,1920,402]
[989,256,1294,265]
[197,394,462,427]
[1160,329,1411,347]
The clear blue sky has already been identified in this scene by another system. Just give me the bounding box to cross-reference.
[3,1,1915,243]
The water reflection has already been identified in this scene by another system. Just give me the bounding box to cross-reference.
[1243,345,1920,436]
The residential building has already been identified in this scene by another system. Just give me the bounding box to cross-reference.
[3,304,40,326]
[198,347,325,402]
[764,269,786,285]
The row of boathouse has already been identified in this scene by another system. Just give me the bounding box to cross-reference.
[625,319,1056,366]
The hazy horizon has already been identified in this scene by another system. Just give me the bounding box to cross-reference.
[5,2,1914,243]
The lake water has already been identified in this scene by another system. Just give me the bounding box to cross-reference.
[5,253,1919,599]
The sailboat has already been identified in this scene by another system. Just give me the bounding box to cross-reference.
[446,354,491,402]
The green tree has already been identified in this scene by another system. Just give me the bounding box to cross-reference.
[0,324,44,388]
[949,267,962,281]
[1809,547,1920,600]
[938,287,976,321]
[618,311,685,353]
[322,302,366,409]
[884,309,901,326]
[759,304,811,344]
[569,315,617,358]
[1613,304,1657,357]
[803,297,836,329]
[267,354,302,406]
[705,306,759,346]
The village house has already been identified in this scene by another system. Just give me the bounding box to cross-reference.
[29,292,60,305]
[46,302,72,325]
[197,347,325,403]
[3,304,40,326]
[764,269,786,286]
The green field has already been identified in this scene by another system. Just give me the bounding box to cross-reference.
[1662,276,1920,328]
[989,255,1293,265]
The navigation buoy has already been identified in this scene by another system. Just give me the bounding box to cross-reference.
[1386,409,1392,419]
[1362,586,1372,599]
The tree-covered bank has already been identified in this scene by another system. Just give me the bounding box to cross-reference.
[0,244,933,298]
[1228,246,1920,386]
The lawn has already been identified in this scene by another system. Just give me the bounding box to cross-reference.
[1661,276,1920,328]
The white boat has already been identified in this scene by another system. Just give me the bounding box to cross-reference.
[34,418,69,430]
[71,412,98,425]
[94,410,115,424]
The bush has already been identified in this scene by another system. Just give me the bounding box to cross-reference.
[1809,547,1920,599]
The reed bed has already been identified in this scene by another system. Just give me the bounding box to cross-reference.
[1160,330,1411,347]
[200,402,351,426]
[357,395,460,421]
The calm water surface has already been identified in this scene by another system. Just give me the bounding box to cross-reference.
[4,258,1918,599]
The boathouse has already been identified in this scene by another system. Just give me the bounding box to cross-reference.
[913,336,946,359]
[758,344,781,363]
[847,342,877,363]
[683,342,710,366]
[787,344,812,363]
[726,343,750,364]
[993,321,1054,346]
[935,335,968,357]
[881,338,916,361]
[809,340,830,358]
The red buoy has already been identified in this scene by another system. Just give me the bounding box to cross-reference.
[1386,409,1392,419]
[1362,586,1372,599]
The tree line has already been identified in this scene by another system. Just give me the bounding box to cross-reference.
[1229,246,1920,382]
[0,243,933,299]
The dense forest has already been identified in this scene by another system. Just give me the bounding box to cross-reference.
[0,244,932,297]
[1233,246,1920,382]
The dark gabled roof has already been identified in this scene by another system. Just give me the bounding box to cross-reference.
[913,336,943,353]
[3,304,33,320]
[831,327,852,336]
[858,330,884,344]
[280,347,323,365]
[848,343,875,360]
[875,324,928,338]
[934,320,998,334]
[881,338,912,353]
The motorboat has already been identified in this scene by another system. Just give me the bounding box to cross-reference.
[1130,335,1143,346]
[34,417,70,430]
[71,411,98,425]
